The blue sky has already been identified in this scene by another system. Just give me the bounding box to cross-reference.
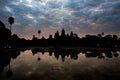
[0,0,120,39]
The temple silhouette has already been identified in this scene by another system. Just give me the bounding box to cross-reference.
[0,19,120,49]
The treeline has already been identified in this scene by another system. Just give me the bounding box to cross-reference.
[0,20,120,48]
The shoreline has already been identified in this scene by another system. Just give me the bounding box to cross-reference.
[0,46,119,51]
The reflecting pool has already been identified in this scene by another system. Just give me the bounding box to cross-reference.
[0,48,120,80]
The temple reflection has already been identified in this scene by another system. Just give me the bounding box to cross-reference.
[0,48,119,77]
[31,48,119,62]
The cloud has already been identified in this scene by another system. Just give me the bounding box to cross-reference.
[0,0,120,39]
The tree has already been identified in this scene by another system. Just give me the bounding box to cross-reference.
[113,35,118,40]
[73,33,78,38]
[8,17,14,33]
[97,34,102,38]
[0,20,5,28]
[66,33,70,38]
[49,35,53,39]
[38,30,41,39]
[42,36,45,39]
[32,35,37,40]
[101,32,104,36]
[0,20,11,40]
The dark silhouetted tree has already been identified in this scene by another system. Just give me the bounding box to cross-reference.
[0,21,11,40]
[73,33,78,38]
[8,17,14,33]
[113,35,118,40]
[38,30,41,39]
[49,35,53,39]
[102,32,104,36]
[66,33,70,39]
[32,35,38,40]
[0,20,5,28]
[42,36,45,39]
[97,34,102,38]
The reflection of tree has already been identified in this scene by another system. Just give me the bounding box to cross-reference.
[105,51,112,58]
[0,50,20,75]
[6,60,13,78]
[98,53,105,59]
[85,50,100,57]
[84,50,117,59]
[31,48,41,61]
[31,48,41,55]
[0,55,10,74]
[37,53,40,61]
[113,51,119,58]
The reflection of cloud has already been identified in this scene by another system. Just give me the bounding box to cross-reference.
[26,71,33,76]
[0,0,120,39]
[10,49,120,80]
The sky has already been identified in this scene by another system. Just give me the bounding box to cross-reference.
[0,0,120,39]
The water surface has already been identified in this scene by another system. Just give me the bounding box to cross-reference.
[0,48,120,80]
